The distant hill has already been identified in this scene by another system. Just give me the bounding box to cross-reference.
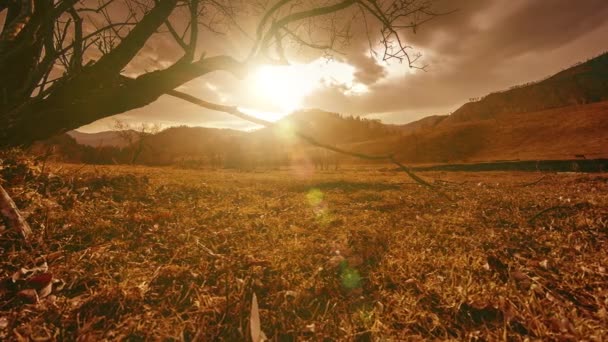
[386,101,608,163]
[396,51,608,135]
[398,115,447,135]
[56,111,393,166]
[68,130,134,148]
[274,109,396,144]
[384,51,608,163]
[138,111,395,165]
[440,51,608,125]
[46,52,608,166]
[138,126,245,165]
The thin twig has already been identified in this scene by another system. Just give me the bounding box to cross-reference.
[520,175,547,187]
[528,202,590,223]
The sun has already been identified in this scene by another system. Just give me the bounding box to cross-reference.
[247,59,370,120]
[252,64,319,113]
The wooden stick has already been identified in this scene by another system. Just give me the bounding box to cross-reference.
[528,202,589,223]
[0,183,32,240]
[519,175,547,187]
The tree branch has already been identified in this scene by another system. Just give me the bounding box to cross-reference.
[90,0,177,76]
[68,6,83,72]
[187,0,199,59]
[164,19,189,52]
[165,89,453,201]
[250,0,356,59]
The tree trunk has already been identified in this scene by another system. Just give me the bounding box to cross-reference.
[0,0,181,147]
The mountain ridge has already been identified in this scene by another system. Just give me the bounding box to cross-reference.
[58,51,608,165]
[396,51,608,133]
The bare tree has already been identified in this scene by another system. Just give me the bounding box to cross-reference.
[113,119,161,164]
[0,1,449,238]
[0,0,444,147]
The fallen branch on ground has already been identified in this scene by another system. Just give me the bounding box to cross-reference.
[528,202,590,223]
[0,183,32,241]
[520,175,547,187]
[434,179,467,185]
[166,90,454,202]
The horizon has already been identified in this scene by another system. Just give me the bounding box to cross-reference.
[2,2,608,339]
[71,0,608,134]
[76,49,608,134]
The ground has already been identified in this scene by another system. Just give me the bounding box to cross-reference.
[1,155,607,340]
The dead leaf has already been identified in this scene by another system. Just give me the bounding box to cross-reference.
[457,302,504,326]
[327,255,345,268]
[510,270,527,281]
[250,292,266,342]
[11,270,24,283]
[17,289,38,304]
[27,273,53,290]
[12,262,49,283]
[38,282,53,299]
[246,255,270,267]
[52,278,66,292]
[487,255,509,282]
[35,251,64,264]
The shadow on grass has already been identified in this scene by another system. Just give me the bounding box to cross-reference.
[295,181,401,193]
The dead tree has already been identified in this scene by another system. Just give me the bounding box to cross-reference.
[0,0,449,237]
[113,119,160,164]
[0,0,445,147]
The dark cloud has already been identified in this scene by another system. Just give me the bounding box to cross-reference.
[302,0,608,121]
[347,53,388,85]
[478,0,608,58]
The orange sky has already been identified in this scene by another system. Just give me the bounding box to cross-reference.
[77,0,608,132]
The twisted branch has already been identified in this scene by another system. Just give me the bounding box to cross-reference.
[165,89,453,201]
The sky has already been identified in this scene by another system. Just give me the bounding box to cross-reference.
[79,0,608,133]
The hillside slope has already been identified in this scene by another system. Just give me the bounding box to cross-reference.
[67,130,134,148]
[441,52,608,125]
[58,53,608,166]
[60,100,607,165]
[387,101,608,163]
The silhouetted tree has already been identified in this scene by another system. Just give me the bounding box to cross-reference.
[113,120,161,164]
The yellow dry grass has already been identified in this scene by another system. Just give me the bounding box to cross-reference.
[1,154,608,340]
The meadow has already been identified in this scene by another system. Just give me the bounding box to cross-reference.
[1,154,607,340]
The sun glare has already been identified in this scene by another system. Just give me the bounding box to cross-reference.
[248,59,369,120]
[253,65,317,113]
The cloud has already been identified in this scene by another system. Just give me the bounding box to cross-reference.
[347,53,388,85]
[299,0,608,121]
[83,1,608,131]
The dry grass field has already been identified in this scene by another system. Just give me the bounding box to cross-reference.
[1,153,607,340]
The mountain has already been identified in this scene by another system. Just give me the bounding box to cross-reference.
[386,101,608,163]
[48,52,608,166]
[67,130,135,148]
[54,112,394,166]
[264,109,396,143]
[398,115,447,135]
[396,52,608,135]
[383,51,608,162]
[440,51,608,125]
